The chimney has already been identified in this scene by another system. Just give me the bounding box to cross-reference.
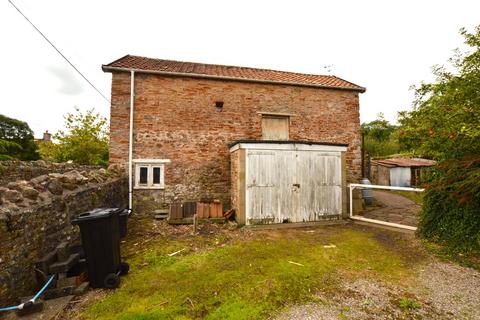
[43,131,52,142]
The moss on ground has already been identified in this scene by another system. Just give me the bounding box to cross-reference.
[82,223,425,320]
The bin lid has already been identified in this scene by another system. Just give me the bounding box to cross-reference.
[72,207,123,224]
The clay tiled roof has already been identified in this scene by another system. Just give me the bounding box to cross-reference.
[102,55,365,92]
[372,158,436,168]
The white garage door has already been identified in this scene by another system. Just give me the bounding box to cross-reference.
[246,149,343,225]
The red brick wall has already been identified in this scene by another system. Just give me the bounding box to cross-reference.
[109,72,362,212]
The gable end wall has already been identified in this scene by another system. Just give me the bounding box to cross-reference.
[109,72,362,212]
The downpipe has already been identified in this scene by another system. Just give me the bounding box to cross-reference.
[128,70,135,213]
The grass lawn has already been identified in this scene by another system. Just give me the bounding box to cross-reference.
[79,220,427,320]
[392,190,424,205]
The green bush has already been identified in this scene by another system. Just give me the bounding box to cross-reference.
[362,113,402,157]
[39,107,109,166]
[418,157,480,251]
[363,136,400,157]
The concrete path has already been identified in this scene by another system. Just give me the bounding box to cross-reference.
[362,190,420,227]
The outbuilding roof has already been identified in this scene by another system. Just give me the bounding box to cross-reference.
[372,158,436,168]
[102,55,366,92]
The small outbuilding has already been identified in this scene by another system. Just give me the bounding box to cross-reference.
[370,158,435,187]
[230,141,348,225]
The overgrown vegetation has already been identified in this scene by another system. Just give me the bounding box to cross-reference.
[399,25,480,252]
[0,114,39,160]
[418,157,480,252]
[83,227,419,320]
[361,113,401,157]
[39,107,109,166]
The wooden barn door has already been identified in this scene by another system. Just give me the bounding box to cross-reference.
[246,150,295,224]
[296,152,342,221]
[246,149,342,225]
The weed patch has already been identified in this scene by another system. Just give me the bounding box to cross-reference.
[399,297,421,311]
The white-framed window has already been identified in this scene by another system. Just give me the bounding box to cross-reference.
[133,159,170,189]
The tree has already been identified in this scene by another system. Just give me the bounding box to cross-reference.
[0,114,40,160]
[398,25,480,252]
[397,26,480,160]
[361,113,400,157]
[40,107,109,166]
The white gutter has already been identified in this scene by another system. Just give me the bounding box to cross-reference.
[102,66,366,93]
[128,70,135,212]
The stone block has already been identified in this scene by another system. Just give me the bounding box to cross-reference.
[22,187,39,200]
[4,189,22,203]
[56,242,70,262]
[73,281,89,295]
[36,250,57,275]
[47,180,63,195]
[49,254,79,274]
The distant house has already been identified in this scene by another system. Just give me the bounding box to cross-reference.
[370,158,435,187]
[34,131,52,143]
[102,55,366,225]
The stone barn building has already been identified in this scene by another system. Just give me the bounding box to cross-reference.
[103,55,365,224]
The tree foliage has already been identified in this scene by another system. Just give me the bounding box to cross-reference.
[400,25,480,252]
[398,26,480,160]
[39,107,109,166]
[419,157,480,251]
[0,114,39,160]
[361,113,400,157]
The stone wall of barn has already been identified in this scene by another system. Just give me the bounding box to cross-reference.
[0,162,127,304]
[109,72,362,213]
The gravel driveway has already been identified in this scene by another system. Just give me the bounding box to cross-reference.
[277,252,480,320]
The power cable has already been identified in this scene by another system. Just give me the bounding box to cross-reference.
[8,0,111,104]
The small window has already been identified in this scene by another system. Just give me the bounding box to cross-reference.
[134,160,170,189]
[139,167,148,185]
[153,167,161,184]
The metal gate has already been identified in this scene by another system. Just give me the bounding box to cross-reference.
[246,149,342,224]
[349,183,424,231]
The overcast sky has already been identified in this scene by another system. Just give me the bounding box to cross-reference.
[1,0,478,138]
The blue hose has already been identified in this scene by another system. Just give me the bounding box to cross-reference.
[0,274,56,312]
[0,305,19,312]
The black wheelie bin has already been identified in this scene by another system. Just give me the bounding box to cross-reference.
[119,208,130,239]
[72,208,129,289]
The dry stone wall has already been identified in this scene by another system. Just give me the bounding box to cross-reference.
[0,160,99,186]
[0,161,127,304]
